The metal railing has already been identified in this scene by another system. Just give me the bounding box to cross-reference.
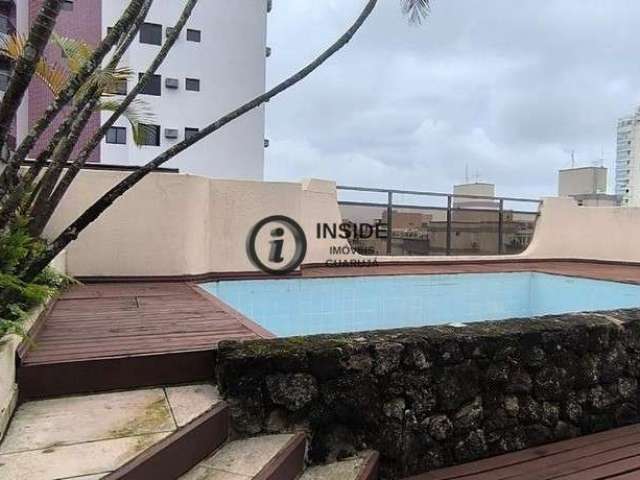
[337,185,542,256]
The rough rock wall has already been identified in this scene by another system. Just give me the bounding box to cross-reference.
[217,310,640,479]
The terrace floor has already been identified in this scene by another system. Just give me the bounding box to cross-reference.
[410,422,640,480]
[17,282,273,398]
[302,259,640,284]
[18,259,640,400]
[13,259,640,478]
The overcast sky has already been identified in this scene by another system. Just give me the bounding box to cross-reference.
[263,0,640,198]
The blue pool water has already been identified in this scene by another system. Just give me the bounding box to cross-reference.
[201,273,640,337]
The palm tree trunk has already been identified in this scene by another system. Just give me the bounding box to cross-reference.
[17,0,154,233]
[0,0,154,229]
[23,0,379,280]
[26,0,152,187]
[40,0,198,228]
[28,99,99,236]
[0,0,147,195]
[0,0,64,182]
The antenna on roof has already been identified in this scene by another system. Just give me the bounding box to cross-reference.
[563,148,576,168]
[599,147,605,167]
[465,163,469,183]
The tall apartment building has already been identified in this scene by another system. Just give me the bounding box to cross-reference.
[1,0,269,180]
[616,109,640,206]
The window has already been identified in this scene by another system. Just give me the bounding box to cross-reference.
[186,29,201,42]
[106,127,126,145]
[107,79,127,95]
[185,78,200,91]
[140,23,162,45]
[140,124,161,146]
[185,128,199,140]
[62,0,74,11]
[139,73,162,96]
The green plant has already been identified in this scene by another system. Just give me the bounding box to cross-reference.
[0,222,71,338]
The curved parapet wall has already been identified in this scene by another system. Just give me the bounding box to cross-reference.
[522,197,640,263]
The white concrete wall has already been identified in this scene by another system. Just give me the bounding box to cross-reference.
[101,0,267,180]
[0,303,47,442]
[44,170,640,279]
[45,171,350,277]
[524,197,640,262]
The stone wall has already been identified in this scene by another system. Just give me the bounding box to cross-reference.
[217,309,640,479]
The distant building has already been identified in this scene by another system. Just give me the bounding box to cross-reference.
[558,166,607,196]
[381,210,431,236]
[453,182,498,210]
[558,166,619,207]
[616,110,640,205]
[3,0,269,180]
[571,194,619,207]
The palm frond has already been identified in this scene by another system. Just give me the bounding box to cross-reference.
[0,32,26,61]
[98,98,155,146]
[51,32,93,74]
[0,33,68,94]
[86,66,132,96]
[36,58,68,94]
[401,0,430,25]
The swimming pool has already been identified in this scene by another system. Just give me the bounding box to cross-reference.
[201,272,640,337]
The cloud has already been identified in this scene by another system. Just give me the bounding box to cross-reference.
[264,0,640,198]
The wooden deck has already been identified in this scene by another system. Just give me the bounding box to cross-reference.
[18,282,272,399]
[302,260,640,284]
[18,260,640,399]
[408,423,640,480]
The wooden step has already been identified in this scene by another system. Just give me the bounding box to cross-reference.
[17,350,216,400]
[104,401,229,480]
[402,424,640,480]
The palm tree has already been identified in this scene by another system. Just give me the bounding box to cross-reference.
[0,0,64,166]
[0,0,147,198]
[0,0,431,280]
[0,32,154,145]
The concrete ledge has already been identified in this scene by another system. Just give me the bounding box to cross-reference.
[0,301,49,442]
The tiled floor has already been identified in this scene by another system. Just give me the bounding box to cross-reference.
[0,383,220,480]
[179,434,295,480]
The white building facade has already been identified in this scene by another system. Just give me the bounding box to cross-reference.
[9,0,269,180]
[615,109,640,206]
[101,0,268,179]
